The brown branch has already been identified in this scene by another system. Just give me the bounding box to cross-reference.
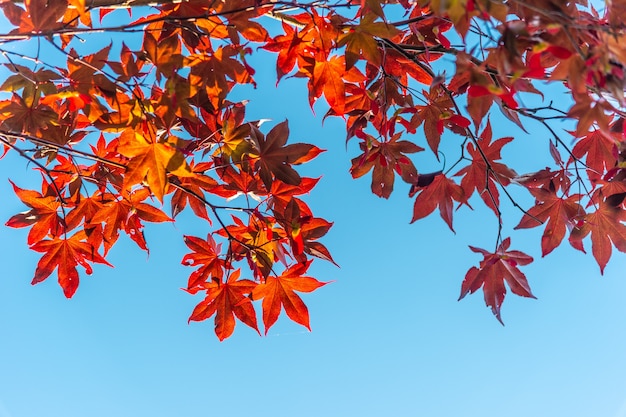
[7,0,179,9]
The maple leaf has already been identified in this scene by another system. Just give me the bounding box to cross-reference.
[185,43,254,108]
[261,21,311,82]
[86,134,125,192]
[409,172,466,232]
[459,238,535,324]
[571,129,619,182]
[45,155,85,198]
[269,177,320,212]
[65,195,104,231]
[274,198,335,264]
[187,269,259,341]
[181,234,225,290]
[0,65,60,101]
[455,121,517,213]
[305,55,364,114]
[16,0,67,32]
[218,215,280,280]
[170,161,217,221]
[215,115,254,161]
[211,163,266,200]
[108,43,146,83]
[337,14,400,69]
[30,231,112,298]
[414,86,455,155]
[90,189,172,253]
[569,200,626,273]
[251,261,327,334]
[568,98,612,138]
[350,133,423,198]
[381,49,434,87]
[513,168,571,194]
[515,187,584,256]
[247,120,324,190]
[0,95,59,133]
[117,128,193,202]
[6,180,64,245]
[142,32,183,77]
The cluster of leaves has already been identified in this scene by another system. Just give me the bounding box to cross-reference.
[0,0,625,337]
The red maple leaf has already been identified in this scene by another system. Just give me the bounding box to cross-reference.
[251,261,327,334]
[269,177,320,212]
[274,198,335,264]
[414,86,455,155]
[571,129,619,182]
[455,121,517,214]
[262,21,310,82]
[569,199,626,273]
[459,238,535,324]
[188,269,259,341]
[409,172,466,232]
[515,187,584,256]
[513,167,571,194]
[350,133,423,198]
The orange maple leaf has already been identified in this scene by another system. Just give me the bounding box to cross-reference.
[188,269,259,341]
[142,32,183,77]
[181,234,225,290]
[262,21,311,82]
[117,128,193,202]
[218,215,280,280]
[170,161,217,221]
[30,231,112,298]
[90,188,172,253]
[6,180,64,245]
[0,95,59,133]
[252,261,327,334]
[307,55,360,114]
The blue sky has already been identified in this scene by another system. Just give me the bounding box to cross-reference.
[1,8,626,417]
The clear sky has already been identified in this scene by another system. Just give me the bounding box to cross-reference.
[1,8,626,417]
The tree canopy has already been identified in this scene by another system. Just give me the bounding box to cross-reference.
[0,0,625,340]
